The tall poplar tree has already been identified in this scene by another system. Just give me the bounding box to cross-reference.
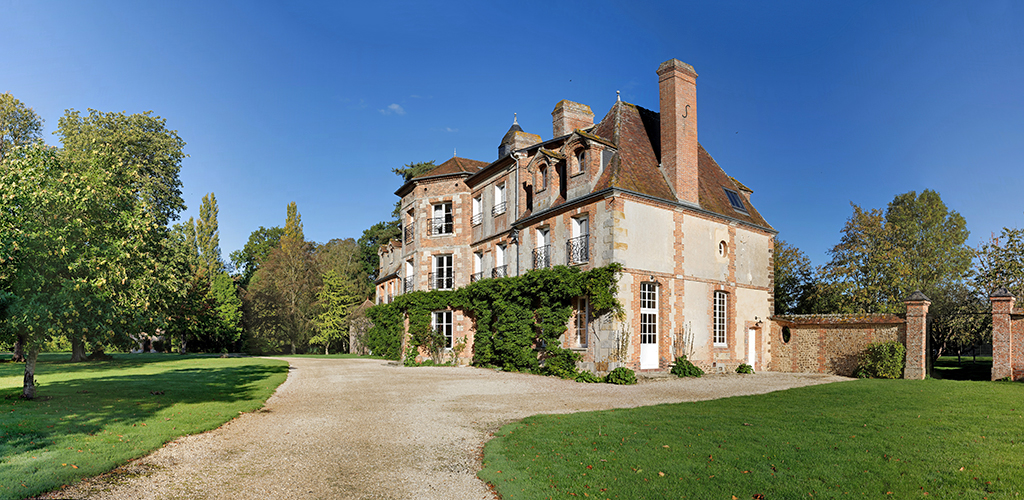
[196,192,222,274]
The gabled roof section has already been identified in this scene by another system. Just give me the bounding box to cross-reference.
[589,100,771,230]
[413,156,488,179]
[396,156,489,196]
[538,148,566,160]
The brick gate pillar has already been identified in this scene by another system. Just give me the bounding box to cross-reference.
[904,291,931,380]
[990,287,1015,381]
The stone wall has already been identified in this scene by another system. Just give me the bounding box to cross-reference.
[990,289,1024,380]
[770,315,906,376]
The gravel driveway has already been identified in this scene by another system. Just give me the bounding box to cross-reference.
[43,358,847,500]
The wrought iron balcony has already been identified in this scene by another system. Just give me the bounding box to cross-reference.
[429,216,453,236]
[533,245,551,269]
[491,201,507,216]
[567,234,589,264]
[470,271,484,283]
[404,223,415,243]
[471,212,482,226]
[428,272,454,290]
[403,276,414,293]
[492,265,508,278]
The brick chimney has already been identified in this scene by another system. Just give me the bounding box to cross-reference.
[551,100,594,138]
[657,59,698,206]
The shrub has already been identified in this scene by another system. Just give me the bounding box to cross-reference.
[604,367,637,385]
[542,347,582,379]
[858,340,906,379]
[670,355,704,378]
[736,363,754,374]
[575,371,602,383]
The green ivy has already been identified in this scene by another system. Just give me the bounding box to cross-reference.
[365,302,403,360]
[368,264,623,373]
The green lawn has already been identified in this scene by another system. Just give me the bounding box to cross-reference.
[265,353,384,359]
[0,353,288,500]
[480,379,1024,499]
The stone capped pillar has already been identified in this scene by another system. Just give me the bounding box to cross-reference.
[904,291,931,380]
[990,287,1016,381]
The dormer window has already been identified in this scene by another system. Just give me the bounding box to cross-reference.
[574,150,586,174]
[724,189,748,214]
[539,165,548,191]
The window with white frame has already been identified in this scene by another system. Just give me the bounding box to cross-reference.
[432,202,453,235]
[713,291,727,346]
[472,196,483,226]
[640,282,657,347]
[492,183,506,216]
[574,296,589,348]
[534,227,551,269]
[472,252,483,282]
[432,310,453,350]
[493,244,507,278]
[568,216,589,264]
[432,254,453,290]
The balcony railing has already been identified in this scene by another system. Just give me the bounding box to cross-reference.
[428,272,454,290]
[404,223,415,243]
[567,234,589,264]
[403,276,414,293]
[470,271,484,283]
[491,201,507,216]
[430,217,453,236]
[492,265,508,278]
[533,245,551,269]
[471,212,482,226]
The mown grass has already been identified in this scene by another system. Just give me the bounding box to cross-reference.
[480,378,1024,499]
[0,353,288,500]
[265,353,384,359]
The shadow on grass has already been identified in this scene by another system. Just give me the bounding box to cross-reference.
[0,353,251,379]
[0,362,287,459]
[932,356,993,381]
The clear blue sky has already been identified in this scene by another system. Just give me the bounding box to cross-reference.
[3,1,1022,267]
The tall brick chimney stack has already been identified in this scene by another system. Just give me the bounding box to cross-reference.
[551,100,594,138]
[657,59,699,206]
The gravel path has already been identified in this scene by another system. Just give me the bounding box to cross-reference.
[42,358,848,500]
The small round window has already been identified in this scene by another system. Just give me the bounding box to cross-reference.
[782,326,791,343]
[718,241,728,257]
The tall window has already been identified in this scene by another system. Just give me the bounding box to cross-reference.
[568,216,589,264]
[492,183,506,216]
[432,202,453,235]
[640,282,657,347]
[431,254,453,290]
[404,260,414,293]
[574,296,589,348]
[493,244,507,278]
[713,291,727,346]
[539,165,548,190]
[575,150,586,174]
[472,252,483,282]
[534,227,550,269]
[432,310,453,350]
[472,196,483,226]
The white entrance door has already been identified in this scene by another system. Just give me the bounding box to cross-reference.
[639,282,658,369]
[747,329,757,370]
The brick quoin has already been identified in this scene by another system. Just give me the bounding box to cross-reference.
[990,288,1019,381]
[903,291,930,380]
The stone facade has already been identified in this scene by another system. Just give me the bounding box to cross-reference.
[377,58,776,373]
[990,288,1023,381]
[770,315,906,376]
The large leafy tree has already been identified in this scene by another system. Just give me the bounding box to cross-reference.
[230,226,285,288]
[975,226,1024,298]
[773,240,816,315]
[0,92,43,163]
[821,190,971,313]
[0,142,171,397]
[310,270,361,354]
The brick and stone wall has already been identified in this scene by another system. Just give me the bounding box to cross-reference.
[990,288,1024,381]
[770,315,906,376]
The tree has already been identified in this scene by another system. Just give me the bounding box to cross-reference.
[822,190,971,313]
[357,220,400,293]
[318,238,369,298]
[230,226,284,288]
[311,270,361,354]
[773,240,816,315]
[0,92,43,163]
[57,109,186,228]
[975,226,1024,298]
[244,203,320,354]
[0,143,170,397]
[196,192,223,274]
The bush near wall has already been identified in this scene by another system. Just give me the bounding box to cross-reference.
[856,340,906,379]
[367,264,623,374]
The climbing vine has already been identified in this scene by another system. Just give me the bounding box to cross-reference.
[366,264,623,374]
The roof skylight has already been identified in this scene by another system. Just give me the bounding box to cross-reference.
[724,188,748,213]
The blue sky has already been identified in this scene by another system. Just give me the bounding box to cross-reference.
[3,1,1022,267]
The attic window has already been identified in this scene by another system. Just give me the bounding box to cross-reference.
[724,189,748,213]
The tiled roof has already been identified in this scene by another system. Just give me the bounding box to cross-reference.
[413,156,489,180]
[589,100,771,230]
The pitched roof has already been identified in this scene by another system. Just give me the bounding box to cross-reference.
[589,101,771,230]
[413,156,489,180]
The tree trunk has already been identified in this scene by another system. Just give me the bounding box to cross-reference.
[290,342,296,355]
[324,346,329,355]
[70,335,87,362]
[11,334,25,362]
[22,348,39,399]
[180,333,188,354]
